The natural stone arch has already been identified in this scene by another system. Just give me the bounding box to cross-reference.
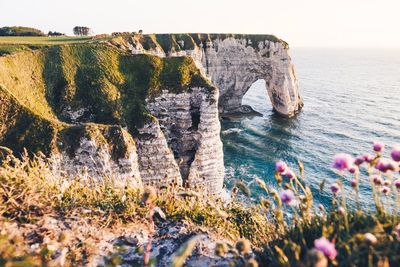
[200,37,303,117]
[240,79,271,115]
[119,33,303,118]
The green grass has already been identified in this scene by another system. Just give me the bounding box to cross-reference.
[0,43,215,155]
[0,36,95,45]
[0,36,111,56]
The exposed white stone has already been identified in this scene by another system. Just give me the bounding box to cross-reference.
[125,35,302,117]
[52,127,142,188]
[50,35,301,195]
[134,121,182,187]
[146,87,224,194]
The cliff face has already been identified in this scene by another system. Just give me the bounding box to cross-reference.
[111,33,303,117]
[0,34,301,194]
[147,88,224,192]
[0,45,224,194]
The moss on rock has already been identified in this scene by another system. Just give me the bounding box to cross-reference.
[0,87,61,156]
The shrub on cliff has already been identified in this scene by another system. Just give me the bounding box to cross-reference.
[0,26,45,36]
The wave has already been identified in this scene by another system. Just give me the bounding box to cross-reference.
[222,128,242,135]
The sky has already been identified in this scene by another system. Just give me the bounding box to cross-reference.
[2,0,400,48]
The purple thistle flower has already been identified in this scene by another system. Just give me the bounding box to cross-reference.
[394,179,400,190]
[275,161,287,173]
[314,237,337,260]
[279,189,295,205]
[350,179,357,188]
[332,153,353,171]
[362,153,374,163]
[349,166,358,174]
[381,186,390,195]
[354,156,364,166]
[375,158,398,173]
[373,142,384,153]
[283,169,295,179]
[391,145,400,162]
[371,175,383,185]
[330,183,341,194]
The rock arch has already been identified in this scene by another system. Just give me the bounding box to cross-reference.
[117,33,303,117]
[199,37,303,117]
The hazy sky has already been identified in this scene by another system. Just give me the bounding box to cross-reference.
[2,0,400,47]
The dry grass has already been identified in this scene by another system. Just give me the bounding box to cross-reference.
[0,148,276,266]
[1,144,399,266]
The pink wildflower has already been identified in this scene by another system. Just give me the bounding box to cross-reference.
[275,161,287,173]
[354,156,364,166]
[330,183,341,194]
[314,237,337,260]
[390,145,400,162]
[373,142,384,153]
[364,233,377,245]
[283,169,295,179]
[279,189,295,205]
[363,153,374,163]
[332,154,353,171]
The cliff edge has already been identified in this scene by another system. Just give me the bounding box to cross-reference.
[0,33,302,194]
[110,33,303,117]
[0,45,223,193]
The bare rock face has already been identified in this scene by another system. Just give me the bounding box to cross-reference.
[200,38,303,117]
[55,125,142,188]
[147,88,224,193]
[117,34,303,117]
[134,121,182,187]
[1,34,301,195]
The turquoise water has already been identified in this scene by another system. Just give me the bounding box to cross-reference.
[221,48,400,206]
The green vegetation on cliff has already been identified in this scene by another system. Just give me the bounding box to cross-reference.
[0,88,61,155]
[0,26,45,37]
[109,33,288,53]
[0,43,214,156]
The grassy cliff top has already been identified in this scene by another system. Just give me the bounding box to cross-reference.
[0,43,214,155]
[0,33,289,56]
[111,33,289,52]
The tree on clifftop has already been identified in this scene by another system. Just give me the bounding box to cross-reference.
[73,26,92,36]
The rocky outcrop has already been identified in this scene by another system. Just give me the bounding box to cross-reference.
[56,125,143,188]
[147,88,224,192]
[1,33,301,194]
[0,46,224,194]
[111,33,303,117]
[134,121,182,187]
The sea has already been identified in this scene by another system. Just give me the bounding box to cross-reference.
[221,48,400,207]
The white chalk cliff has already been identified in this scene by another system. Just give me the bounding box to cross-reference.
[113,33,303,117]
[0,34,302,195]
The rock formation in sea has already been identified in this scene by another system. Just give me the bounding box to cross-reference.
[110,33,303,117]
[0,34,301,194]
